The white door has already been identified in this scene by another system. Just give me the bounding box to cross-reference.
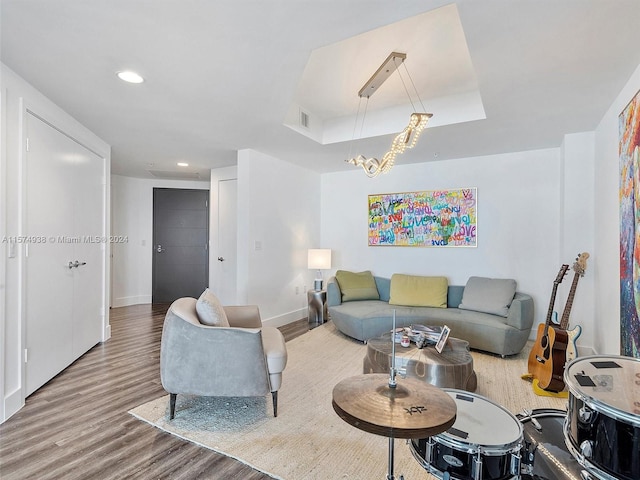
[72,142,104,357]
[216,179,237,304]
[25,113,104,395]
[25,114,75,395]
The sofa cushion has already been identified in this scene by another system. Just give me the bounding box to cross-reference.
[195,289,230,327]
[389,274,448,308]
[335,270,380,302]
[458,276,517,317]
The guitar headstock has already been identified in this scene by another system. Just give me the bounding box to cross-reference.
[573,252,590,276]
[555,264,570,284]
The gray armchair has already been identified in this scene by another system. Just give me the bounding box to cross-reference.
[160,296,288,419]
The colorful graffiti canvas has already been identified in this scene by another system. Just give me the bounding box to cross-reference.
[619,88,640,358]
[368,188,477,247]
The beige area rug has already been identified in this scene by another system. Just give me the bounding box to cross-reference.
[129,322,567,479]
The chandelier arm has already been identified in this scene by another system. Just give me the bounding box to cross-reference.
[402,62,427,113]
[393,57,418,112]
[398,58,420,112]
[347,96,365,161]
[358,96,370,140]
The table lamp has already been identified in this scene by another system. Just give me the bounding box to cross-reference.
[308,249,331,291]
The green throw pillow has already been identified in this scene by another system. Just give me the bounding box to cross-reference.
[335,270,380,302]
[389,274,448,308]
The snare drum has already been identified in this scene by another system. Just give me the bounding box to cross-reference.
[517,408,585,480]
[410,389,522,480]
[564,355,640,480]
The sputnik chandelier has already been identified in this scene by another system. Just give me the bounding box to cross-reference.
[346,52,432,178]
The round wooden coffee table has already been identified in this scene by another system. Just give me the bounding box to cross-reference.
[363,331,477,391]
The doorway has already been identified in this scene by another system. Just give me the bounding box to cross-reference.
[152,188,209,303]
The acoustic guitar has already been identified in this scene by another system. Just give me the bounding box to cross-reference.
[527,264,569,391]
[558,253,589,365]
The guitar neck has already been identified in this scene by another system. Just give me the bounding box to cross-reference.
[543,264,569,334]
[543,285,560,334]
[559,252,589,330]
[559,273,580,330]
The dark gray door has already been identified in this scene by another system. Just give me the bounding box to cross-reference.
[152,188,209,303]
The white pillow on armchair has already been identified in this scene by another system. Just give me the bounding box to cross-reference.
[195,288,230,327]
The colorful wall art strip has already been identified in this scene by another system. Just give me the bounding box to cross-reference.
[368,188,477,247]
[619,88,640,358]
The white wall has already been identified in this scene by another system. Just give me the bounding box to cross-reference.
[321,148,572,340]
[110,175,210,307]
[237,149,321,326]
[558,132,596,353]
[593,63,640,354]
[1,64,110,422]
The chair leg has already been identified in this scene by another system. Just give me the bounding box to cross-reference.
[271,391,278,417]
[169,393,177,420]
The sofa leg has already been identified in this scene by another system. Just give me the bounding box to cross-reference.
[169,393,177,420]
[271,391,278,417]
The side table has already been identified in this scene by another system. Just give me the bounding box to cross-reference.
[363,331,477,392]
[307,289,327,325]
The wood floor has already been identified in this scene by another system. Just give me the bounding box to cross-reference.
[0,304,311,480]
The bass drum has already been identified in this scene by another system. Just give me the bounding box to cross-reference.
[410,389,522,480]
[564,355,640,480]
[517,408,586,480]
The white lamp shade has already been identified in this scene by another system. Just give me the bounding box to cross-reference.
[308,249,331,271]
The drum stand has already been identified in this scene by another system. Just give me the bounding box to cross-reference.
[386,436,402,480]
[385,319,451,480]
[386,313,404,480]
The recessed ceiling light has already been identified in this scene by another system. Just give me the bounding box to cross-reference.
[177,162,189,167]
[117,71,144,84]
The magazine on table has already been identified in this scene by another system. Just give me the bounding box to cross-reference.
[410,324,443,342]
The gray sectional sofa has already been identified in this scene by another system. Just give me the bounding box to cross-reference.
[327,275,534,357]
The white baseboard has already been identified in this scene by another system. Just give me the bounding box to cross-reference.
[577,345,596,356]
[2,387,24,424]
[262,308,306,328]
[102,324,111,342]
[111,295,152,308]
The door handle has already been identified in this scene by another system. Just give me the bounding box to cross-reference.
[68,260,87,269]
[157,245,165,253]
[217,256,225,262]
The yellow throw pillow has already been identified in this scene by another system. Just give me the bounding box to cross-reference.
[335,270,380,302]
[389,274,448,308]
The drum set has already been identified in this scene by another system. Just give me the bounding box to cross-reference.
[332,351,640,480]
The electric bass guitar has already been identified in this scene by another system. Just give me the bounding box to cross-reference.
[527,264,569,391]
[557,253,589,364]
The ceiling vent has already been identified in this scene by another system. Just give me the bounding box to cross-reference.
[300,109,310,129]
[148,170,202,180]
